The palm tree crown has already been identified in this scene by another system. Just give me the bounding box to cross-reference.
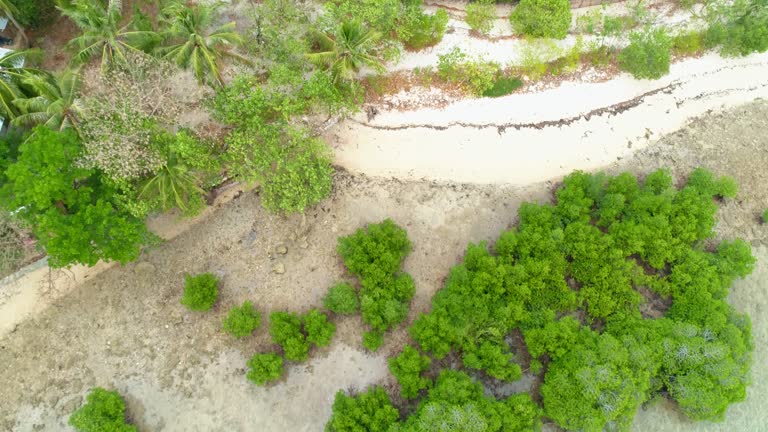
[57,0,158,71]
[158,1,247,87]
[0,49,47,122]
[12,70,83,132]
[307,20,384,83]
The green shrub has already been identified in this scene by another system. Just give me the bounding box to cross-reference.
[8,0,57,29]
[303,308,336,347]
[222,301,261,338]
[269,311,310,361]
[339,219,415,347]
[389,346,432,398]
[323,282,360,315]
[398,4,449,50]
[246,353,284,385]
[762,209,768,223]
[68,388,136,432]
[482,76,523,97]
[180,273,219,311]
[362,330,385,352]
[326,386,400,432]
[510,0,572,39]
[437,48,500,95]
[672,30,705,55]
[705,0,768,56]
[618,27,672,79]
[466,0,497,35]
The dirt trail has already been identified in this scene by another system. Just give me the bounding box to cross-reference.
[1,101,768,431]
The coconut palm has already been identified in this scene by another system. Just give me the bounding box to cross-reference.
[139,152,205,214]
[0,49,47,122]
[307,20,384,83]
[0,0,29,47]
[57,0,159,71]
[157,1,248,87]
[12,70,83,132]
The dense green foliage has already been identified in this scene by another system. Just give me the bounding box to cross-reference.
[222,301,261,338]
[705,0,768,56]
[323,282,360,315]
[325,386,400,432]
[466,0,497,35]
[397,4,449,50]
[437,48,500,96]
[619,27,673,79]
[246,353,284,386]
[672,30,706,55]
[8,0,56,28]
[482,76,524,98]
[0,127,148,267]
[308,20,384,82]
[510,0,572,39]
[338,219,415,350]
[304,308,337,347]
[270,311,310,361]
[69,388,136,432]
[180,273,219,311]
[389,345,432,398]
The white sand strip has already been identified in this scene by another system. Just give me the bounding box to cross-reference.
[330,52,768,185]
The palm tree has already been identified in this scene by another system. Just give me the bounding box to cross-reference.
[307,21,384,83]
[11,70,82,132]
[0,0,28,47]
[57,0,159,71]
[0,49,47,122]
[157,1,248,87]
[139,152,205,214]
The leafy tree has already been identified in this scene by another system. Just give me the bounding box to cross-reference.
[510,0,572,39]
[705,0,768,56]
[0,127,147,267]
[303,308,336,347]
[246,353,284,386]
[307,20,384,83]
[180,273,219,311]
[466,0,497,35]
[222,301,261,338]
[0,0,28,46]
[325,386,399,432]
[12,69,83,132]
[68,388,136,432]
[269,311,310,361]
[397,3,449,50]
[389,345,432,398]
[158,1,247,86]
[323,282,360,315]
[57,0,159,71]
[618,27,672,79]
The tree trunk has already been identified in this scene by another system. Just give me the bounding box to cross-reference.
[6,14,28,48]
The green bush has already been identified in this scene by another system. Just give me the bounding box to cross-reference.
[68,388,136,432]
[180,273,219,311]
[482,76,523,97]
[325,386,400,432]
[618,27,673,79]
[362,330,385,352]
[466,0,497,35]
[398,4,449,50]
[389,346,432,398]
[246,353,284,385]
[269,311,310,361]
[323,282,360,315]
[437,47,500,95]
[8,0,57,29]
[510,0,572,39]
[303,308,337,347]
[672,31,705,55]
[339,219,415,348]
[222,301,261,338]
[705,0,768,56]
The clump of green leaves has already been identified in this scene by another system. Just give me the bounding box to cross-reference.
[510,0,572,39]
[437,47,500,95]
[304,308,337,347]
[180,273,219,311]
[705,0,768,56]
[618,27,673,79]
[398,3,449,50]
[69,388,136,432]
[672,30,705,55]
[0,127,149,268]
[762,209,768,223]
[362,330,385,352]
[338,219,415,351]
[323,282,360,315]
[270,311,310,361]
[222,301,261,338]
[246,353,284,386]
[389,345,432,398]
[466,0,497,35]
[482,76,523,97]
[325,386,400,432]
